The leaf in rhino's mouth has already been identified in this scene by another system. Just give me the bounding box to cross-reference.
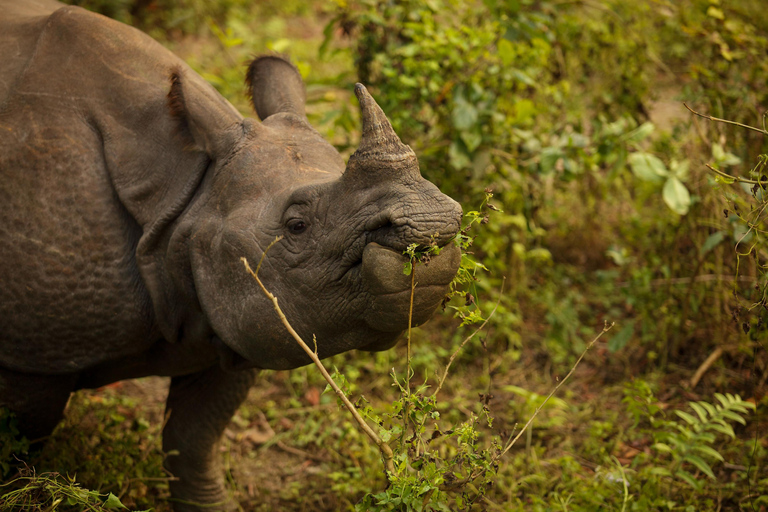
[362,243,461,333]
[361,242,461,296]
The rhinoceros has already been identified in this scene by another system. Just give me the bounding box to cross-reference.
[0,0,462,509]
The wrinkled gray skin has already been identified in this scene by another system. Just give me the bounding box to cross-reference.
[0,1,462,509]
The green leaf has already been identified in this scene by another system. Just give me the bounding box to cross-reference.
[663,176,691,215]
[674,410,698,425]
[461,130,483,152]
[712,143,741,166]
[698,401,717,418]
[707,421,735,438]
[707,6,724,19]
[540,147,563,174]
[669,159,690,180]
[449,140,471,170]
[714,174,736,184]
[693,445,725,462]
[683,454,716,479]
[649,467,673,477]
[452,99,478,131]
[675,469,702,489]
[608,323,634,352]
[512,69,536,87]
[700,231,725,255]
[498,38,514,66]
[103,493,128,510]
[621,122,655,144]
[628,152,668,182]
[719,410,747,425]
[689,402,709,422]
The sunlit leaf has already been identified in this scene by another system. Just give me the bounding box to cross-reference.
[621,122,655,144]
[675,470,702,489]
[103,493,128,510]
[707,6,725,19]
[452,99,478,131]
[693,445,725,462]
[719,410,747,425]
[689,402,708,422]
[663,177,691,215]
[674,410,698,425]
[683,454,716,479]
[707,421,735,438]
[498,38,514,66]
[628,152,668,182]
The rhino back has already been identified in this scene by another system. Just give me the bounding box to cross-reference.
[0,3,216,374]
[0,0,62,107]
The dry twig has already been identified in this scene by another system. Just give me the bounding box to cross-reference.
[498,321,613,458]
[688,346,724,389]
[242,237,395,476]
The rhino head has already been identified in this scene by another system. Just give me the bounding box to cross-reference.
[153,56,461,371]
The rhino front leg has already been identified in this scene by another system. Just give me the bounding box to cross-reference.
[163,365,257,512]
[0,366,75,443]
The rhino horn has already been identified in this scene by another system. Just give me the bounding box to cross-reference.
[344,84,420,184]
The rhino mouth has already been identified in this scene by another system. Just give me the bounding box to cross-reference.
[361,242,461,332]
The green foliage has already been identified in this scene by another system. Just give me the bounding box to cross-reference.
[0,409,29,479]
[705,123,768,344]
[1,390,170,511]
[4,1,768,511]
[62,0,250,35]
[624,380,756,492]
[0,468,146,511]
[351,379,499,512]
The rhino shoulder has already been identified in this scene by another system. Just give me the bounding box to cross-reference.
[1,1,189,115]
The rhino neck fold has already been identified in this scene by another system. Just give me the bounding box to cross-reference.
[133,154,214,346]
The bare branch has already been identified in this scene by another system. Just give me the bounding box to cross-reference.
[498,321,613,458]
[684,103,768,136]
[705,163,763,185]
[242,243,395,476]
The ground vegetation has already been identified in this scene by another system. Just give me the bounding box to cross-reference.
[2,0,767,510]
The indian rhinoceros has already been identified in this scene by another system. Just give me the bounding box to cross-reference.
[0,0,462,509]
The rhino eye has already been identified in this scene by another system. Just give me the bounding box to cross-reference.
[288,220,307,234]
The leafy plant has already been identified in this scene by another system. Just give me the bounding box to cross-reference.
[0,467,145,511]
[403,190,497,327]
[624,380,756,491]
[0,410,29,479]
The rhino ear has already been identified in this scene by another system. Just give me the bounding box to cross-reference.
[168,68,244,156]
[246,55,307,120]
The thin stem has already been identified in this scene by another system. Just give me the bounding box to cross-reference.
[440,322,614,492]
[706,164,762,185]
[402,261,416,455]
[242,244,395,476]
[407,261,415,393]
[499,322,612,458]
[433,280,505,398]
[684,103,768,136]
[612,455,630,512]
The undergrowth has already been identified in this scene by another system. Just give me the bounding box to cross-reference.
[3,0,767,510]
